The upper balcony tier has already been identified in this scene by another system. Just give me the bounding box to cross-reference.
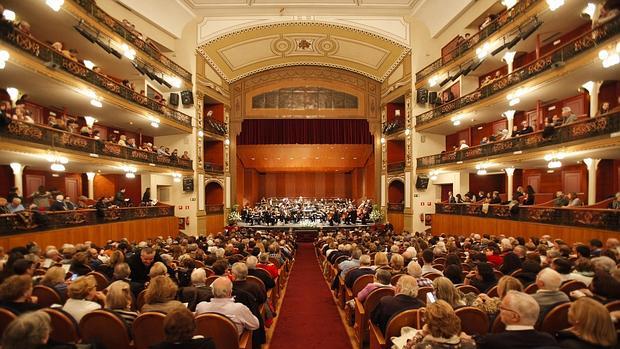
[0,26,193,131]
[0,120,193,171]
[415,0,545,86]
[417,111,620,170]
[415,16,620,130]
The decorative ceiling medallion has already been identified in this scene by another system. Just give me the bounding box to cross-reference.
[197,21,410,83]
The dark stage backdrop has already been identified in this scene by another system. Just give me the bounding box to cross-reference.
[237,119,372,145]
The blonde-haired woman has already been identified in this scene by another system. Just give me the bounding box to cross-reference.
[40,266,68,302]
[473,275,523,316]
[373,252,389,270]
[433,277,465,308]
[105,281,138,335]
[411,300,475,349]
[556,297,617,349]
[62,275,104,322]
[142,275,183,314]
[148,261,168,279]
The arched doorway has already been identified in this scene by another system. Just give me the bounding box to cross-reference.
[205,181,224,213]
[387,179,405,232]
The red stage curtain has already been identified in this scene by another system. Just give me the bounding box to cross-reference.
[237,119,372,145]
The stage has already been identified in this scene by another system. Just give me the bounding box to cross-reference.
[236,222,372,241]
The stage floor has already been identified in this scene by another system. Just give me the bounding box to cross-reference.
[237,222,371,230]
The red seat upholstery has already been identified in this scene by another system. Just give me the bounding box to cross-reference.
[86,272,110,291]
[455,307,489,335]
[133,312,166,349]
[369,309,423,349]
[354,287,394,348]
[79,309,132,349]
[33,285,62,307]
[195,312,252,349]
[43,308,80,343]
[540,302,571,334]
[559,280,587,297]
[0,308,16,340]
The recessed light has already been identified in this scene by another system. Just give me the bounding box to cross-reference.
[149,163,156,166]
[353,157,357,160]
[315,157,319,160]
[513,150,523,155]
[250,157,255,160]
[457,161,463,164]
[89,153,99,158]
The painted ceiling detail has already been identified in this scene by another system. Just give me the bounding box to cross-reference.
[197,21,411,83]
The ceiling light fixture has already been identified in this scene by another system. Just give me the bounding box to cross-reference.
[90,99,102,108]
[6,87,19,102]
[83,116,97,127]
[2,10,16,21]
[46,0,64,12]
[121,43,136,60]
[501,0,518,9]
[582,3,596,18]
[546,0,565,11]
[83,60,95,70]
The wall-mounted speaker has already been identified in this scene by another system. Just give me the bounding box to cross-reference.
[169,93,179,106]
[180,90,194,106]
[428,91,438,105]
[416,88,428,104]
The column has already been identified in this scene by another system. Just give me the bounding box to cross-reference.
[502,51,516,74]
[86,172,96,199]
[9,162,24,196]
[581,81,603,117]
[503,110,515,137]
[505,167,515,199]
[583,158,600,205]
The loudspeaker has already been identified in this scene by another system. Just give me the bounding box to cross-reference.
[416,88,428,104]
[181,90,194,106]
[169,93,179,106]
[182,177,194,192]
[415,175,429,189]
[429,91,438,105]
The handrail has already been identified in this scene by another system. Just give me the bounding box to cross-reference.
[415,0,541,82]
[387,203,404,212]
[383,115,405,135]
[417,111,620,168]
[70,0,192,83]
[0,121,193,170]
[0,204,175,234]
[435,202,620,231]
[204,162,224,173]
[415,17,620,126]
[204,116,227,136]
[387,161,406,173]
[0,25,192,128]
[205,204,224,214]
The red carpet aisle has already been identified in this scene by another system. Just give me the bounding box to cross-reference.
[269,243,353,349]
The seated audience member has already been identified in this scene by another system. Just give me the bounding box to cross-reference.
[373,251,389,270]
[195,277,260,335]
[246,255,275,291]
[542,117,556,138]
[421,249,442,275]
[0,275,42,314]
[473,275,523,317]
[141,275,183,314]
[181,151,191,160]
[489,191,502,204]
[39,266,68,302]
[49,195,67,211]
[356,269,394,303]
[407,261,434,288]
[389,253,405,275]
[464,262,497,293]
[531,268,569,322]
[556,297,617,349]
[149,261,169,279]
[568,258,594,286]
[500,252,522,276]
[344,254,375,289]
[151,307,216,349]
[516,259,542,286]
[523,185,535,205]
[554,191,569,207]
[0,310,66,349]
[0,197,9,214]
[551,257,573,283]
[443,264,464,285]
[566,192,582,207]
[338,248,361,277]
[257,252,279,279]
[8,198,24,213]
[409,300,476,349]
[178,268,214,311]
[518,121,534,135]
[476,291,559,349]
[371,275,424,334]
[433,277,466,308]
[458,140,469,150]
[610,192,620,209]
[105,280,138,330]
[561,107,577,125]
[96,250,124,279]
[69,251,92,276]
[62,275,104,323]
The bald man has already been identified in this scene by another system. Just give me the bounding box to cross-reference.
[195,277,259,335]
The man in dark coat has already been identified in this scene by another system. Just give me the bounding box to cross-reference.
[371,275,424,333]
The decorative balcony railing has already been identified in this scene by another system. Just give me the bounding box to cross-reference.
[387,161,406,173]
[205,204,224,214]
[205,117,227,136]
[436,203,620,231]
[415,0,541,82]
[0,121,193,170]
[0,204,174,234]
[383,116,405,135]
[204,162,224,173]
[0,26,192,128]
[417,111,620,168]
[71,0,192,83]
[387,203,405,212]
[415,17,620,126]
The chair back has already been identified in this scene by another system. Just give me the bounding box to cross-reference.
[424,272,442,280]
[206,275,219,286]
[194,260,206,268]
[491,314,506,333]
[384,309,424,344]
[86,272,110,291]
[486,285,499,298]
[33,285,63,307]
[493,270,504,280]
[79,309,132,349]
[133,312,166,349]
[559,280,587,296]
[460,263,471,272]
[334,255,348,266]
[42,308,80,343]
[540,302,571,334]
[416,286,434,304]
[246,275,267,293]
[431,264,444,271]
[433,258,446,265]
[455,307,489,335]
[524,283,539,294]
[605,300,620,312]
[457,285,480,295]
[195,312,243,349]
[34,268,47,276]
[364,287,395,312]
[268,257,281,268]
[510,268,523,277]
[390,274,403,286]
[136,289,147,311]
[0,308,16,340]
[351,274,374,297]
[204,267,215,276]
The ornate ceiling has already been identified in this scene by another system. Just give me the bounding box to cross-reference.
[197,21,411,83]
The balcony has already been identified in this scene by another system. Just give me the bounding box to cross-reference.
[415,0,542,84]
[415,17,620,127]
[0,27,192,129]
[417,111,620,169]
[387,203,404,212]
[383,115,405,136]
[204,162,224,174]
[0,204,174,234]
[387,161,406,173]
[436,202,620,231]
[205,204,225,214]
[0,121,193,170]
[205,117,227,136]
[70,0,192,84]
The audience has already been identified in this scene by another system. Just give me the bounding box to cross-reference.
[151,307,216,349]
[410,300,476,349]
[371,275,424,333]
[556,297,617,349]
[62,275,103,323]
[141,275,183,314]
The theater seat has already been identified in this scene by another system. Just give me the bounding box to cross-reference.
[486,285,499,298]
[33,285,62,307]
[457,285,480,295]
[423,273,442,281]
[133,312,166,349]
[455,307,489,335]
[42,308,79,343]
[540,302,571,334]
[346,274,374,304]
[390,274,403,286]
[524,283,539,294]
[0,308,16,340]
[354,287,394,348]
[195,312,252,349]
[79,309,132,349]
[369,308,423,349]
[206,275,219,286]
[136,289,147,311]
[559,280,586,297]
[86,271,110,291]
[491,315,506,333]
[416,286,434,304]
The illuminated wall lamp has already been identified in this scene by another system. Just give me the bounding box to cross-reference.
[90,99,102,108]
[83,116,97,127]
[125,172,136,179]
[476,169,488,175]
[50,163,65,172]
[2,10,16,21]
[581,3,596,19]
[546,0,565,11]
[501,0,518,9]
[548,160,562,169]
[46,0,64,11]
[599,49,619,68]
